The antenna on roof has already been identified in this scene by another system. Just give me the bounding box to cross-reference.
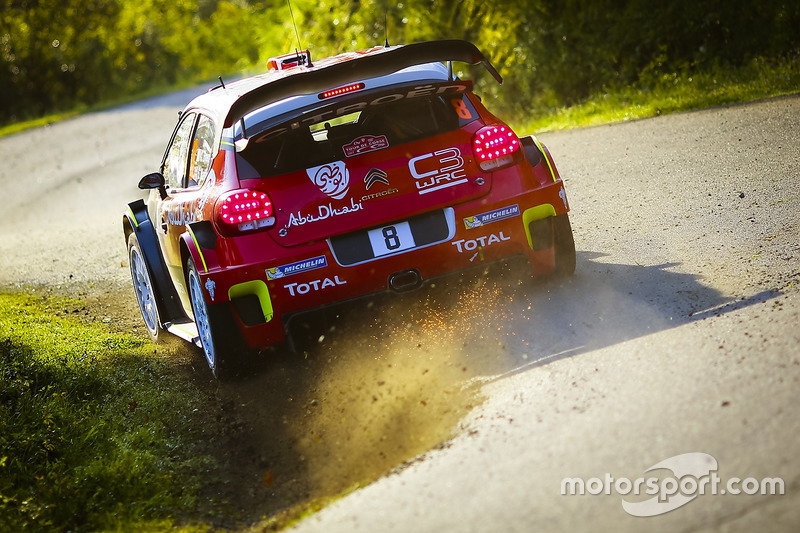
[218,76,226,89]
[287,0,302,53]
[384,13,389,47]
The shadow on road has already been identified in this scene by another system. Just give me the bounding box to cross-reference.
[480,251,782,381]
[183,250,782,527]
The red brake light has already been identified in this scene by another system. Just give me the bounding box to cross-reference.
[319,83,365,99]
[472,125,522,171]
[215,189,275,235]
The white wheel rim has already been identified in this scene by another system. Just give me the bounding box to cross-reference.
[130,245,159,335]
[189,269,216,370]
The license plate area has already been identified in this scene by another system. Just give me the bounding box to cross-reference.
[368,221,416,257]
[329,208,455,266]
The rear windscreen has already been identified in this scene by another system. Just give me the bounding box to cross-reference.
[235,84,478,180]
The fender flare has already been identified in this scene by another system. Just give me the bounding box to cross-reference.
[181,220,220,276]
[123,199,187,324]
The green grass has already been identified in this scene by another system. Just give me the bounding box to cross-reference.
[513,55,800,134]
[0,293,216,532]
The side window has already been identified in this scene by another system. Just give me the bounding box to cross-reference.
[187,115,216,188]
[162,114,195,190]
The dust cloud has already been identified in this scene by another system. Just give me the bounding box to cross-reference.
[284,267,525,496]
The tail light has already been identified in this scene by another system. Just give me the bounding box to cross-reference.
[472,125,522,172]
[214,189,275,235]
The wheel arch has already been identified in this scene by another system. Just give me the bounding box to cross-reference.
[124,199,188,324]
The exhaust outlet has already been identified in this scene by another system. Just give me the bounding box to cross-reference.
[388,269,422,292]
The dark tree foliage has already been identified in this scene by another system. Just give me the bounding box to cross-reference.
[0,0,182,123]
[521,0,800,105]
[1,0,798,125]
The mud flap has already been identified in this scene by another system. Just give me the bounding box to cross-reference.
[522,204,557,275]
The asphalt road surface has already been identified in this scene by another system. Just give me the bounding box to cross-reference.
[1,91,798,532]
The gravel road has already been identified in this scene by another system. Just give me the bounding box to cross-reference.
[1,92,798,532]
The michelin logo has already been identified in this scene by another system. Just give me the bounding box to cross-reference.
[266,256,327,280]
[464,204,520,230]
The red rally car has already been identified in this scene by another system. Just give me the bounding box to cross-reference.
[123,40,575,378]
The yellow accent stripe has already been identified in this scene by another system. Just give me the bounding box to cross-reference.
[522,204,556,250]
[127,206,139,228]
[228,280,274,323]
[532,136,557,182]
[171,323,197,337]
[186,225,208,273]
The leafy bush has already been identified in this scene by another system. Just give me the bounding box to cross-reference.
[1,0,799,126]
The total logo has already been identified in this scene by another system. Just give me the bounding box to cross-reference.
[451,231,511,253]
[285,276,346,296]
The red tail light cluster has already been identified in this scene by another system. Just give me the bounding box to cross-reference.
[472,125,522,171]
[215,189,275,235]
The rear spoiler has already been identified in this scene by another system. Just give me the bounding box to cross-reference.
[224,39,502,127]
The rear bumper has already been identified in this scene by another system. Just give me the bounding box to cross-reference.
[194,176,569,350]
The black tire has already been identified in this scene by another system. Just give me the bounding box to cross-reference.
[186,258,246,379]
[553,213,576,276]
[127,232,162,341]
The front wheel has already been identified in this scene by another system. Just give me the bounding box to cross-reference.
[128,232,162,342]
[187,259,240,379]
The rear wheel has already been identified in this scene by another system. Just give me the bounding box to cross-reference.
[187,259,241,379]
[553,213,576,276]
[127,232,162,341]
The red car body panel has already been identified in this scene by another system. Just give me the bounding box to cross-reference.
[124,40,574,370]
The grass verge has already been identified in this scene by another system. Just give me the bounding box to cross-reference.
[0,293,217,532]
[514,55,800,134]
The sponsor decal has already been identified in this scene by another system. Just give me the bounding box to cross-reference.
[409,147,467,195]
[266,255,327,280]
[197,193,210,212]
[307,161,350,200]
[285,198,363,229]
[364,168,390,190]
[464,204,520,229]
[361,188,398,202]
[344,135,389,157]
[451,231,511,253]
[166,203,197,226]
[285,275,346,296]
[204,278,216,301]
[360,168,397,202]
[559,186,569,210]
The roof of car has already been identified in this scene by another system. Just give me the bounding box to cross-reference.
[184,40,501,130]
